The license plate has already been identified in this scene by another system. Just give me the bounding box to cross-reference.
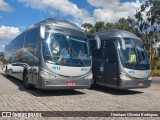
[138,82,144,86]
[67,82,76,86]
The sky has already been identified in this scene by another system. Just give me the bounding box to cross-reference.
[0,0,145,52]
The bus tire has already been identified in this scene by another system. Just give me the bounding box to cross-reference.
[90,81,97,89]
[23,73,34,90]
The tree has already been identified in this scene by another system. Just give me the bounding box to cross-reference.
[135,0,160,42]
[82,17,138,35]
[0,52,4,61]
[94,21,105,32]
[105,22,115,30]
[0,52,6,66]
[81,23,93,33]
[135,0,160,66]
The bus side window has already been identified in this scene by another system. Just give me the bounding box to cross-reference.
[24,28,38,65]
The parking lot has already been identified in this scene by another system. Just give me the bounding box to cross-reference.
[0,69,160,120]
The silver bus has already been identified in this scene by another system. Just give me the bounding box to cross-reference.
[89,30,152,89]
[4,18,92,90]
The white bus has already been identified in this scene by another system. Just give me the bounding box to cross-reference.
[4,18,92,90]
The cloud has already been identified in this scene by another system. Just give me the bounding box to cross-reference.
[87,0,141,23]
[17,0,90,23]
[0,44,5,49]
[87,0,120,9]
[19,26,26,32]
[0,25,21,40]
[0,43,7,52]
[0,0,13,12]
[0,44,5,52]
[17,0,142,24]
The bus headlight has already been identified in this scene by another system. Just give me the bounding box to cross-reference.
[120,73,132,80]
[148,76,152,80]
[85,73,93,79]
[40,71,56,79]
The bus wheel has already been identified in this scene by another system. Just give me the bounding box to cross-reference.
[23,74,34,90]
[90,81,97,89]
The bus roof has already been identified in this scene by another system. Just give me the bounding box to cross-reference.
[5,18,84,50]
[28,18,83,31]
[94,29,141,40]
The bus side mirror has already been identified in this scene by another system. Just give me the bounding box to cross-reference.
[40,25,45,39]
[95,35,101,49]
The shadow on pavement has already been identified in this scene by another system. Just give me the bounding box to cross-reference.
[89,85,143,95]
[1,73,85,97]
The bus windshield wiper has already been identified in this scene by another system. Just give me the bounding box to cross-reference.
[79,59,85,66]
[139,58,148,70]
[45,60,55,64]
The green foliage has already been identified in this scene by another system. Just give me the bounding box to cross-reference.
[94,22,105,32]
[151,70,160,77]
[82,17,138,36]
[81,23,93,33]
[82,0,160,43]
[0,52,4,61]
[153,49,160,70]
[81,0,160,70]
[135,0,160,43]
[153,57,160,70]
[0,52,7,64]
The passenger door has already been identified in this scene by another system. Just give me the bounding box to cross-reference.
[91,40,106,86]
[105,40,118,88]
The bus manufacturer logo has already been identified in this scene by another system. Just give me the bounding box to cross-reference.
[81,68,87,71]
[52,66,61,70]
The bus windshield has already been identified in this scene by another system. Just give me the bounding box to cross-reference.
[42,32,91,67]
[119,38,150,70]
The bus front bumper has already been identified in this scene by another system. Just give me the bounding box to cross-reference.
[37,77,92,90]
[119,79,152,89]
